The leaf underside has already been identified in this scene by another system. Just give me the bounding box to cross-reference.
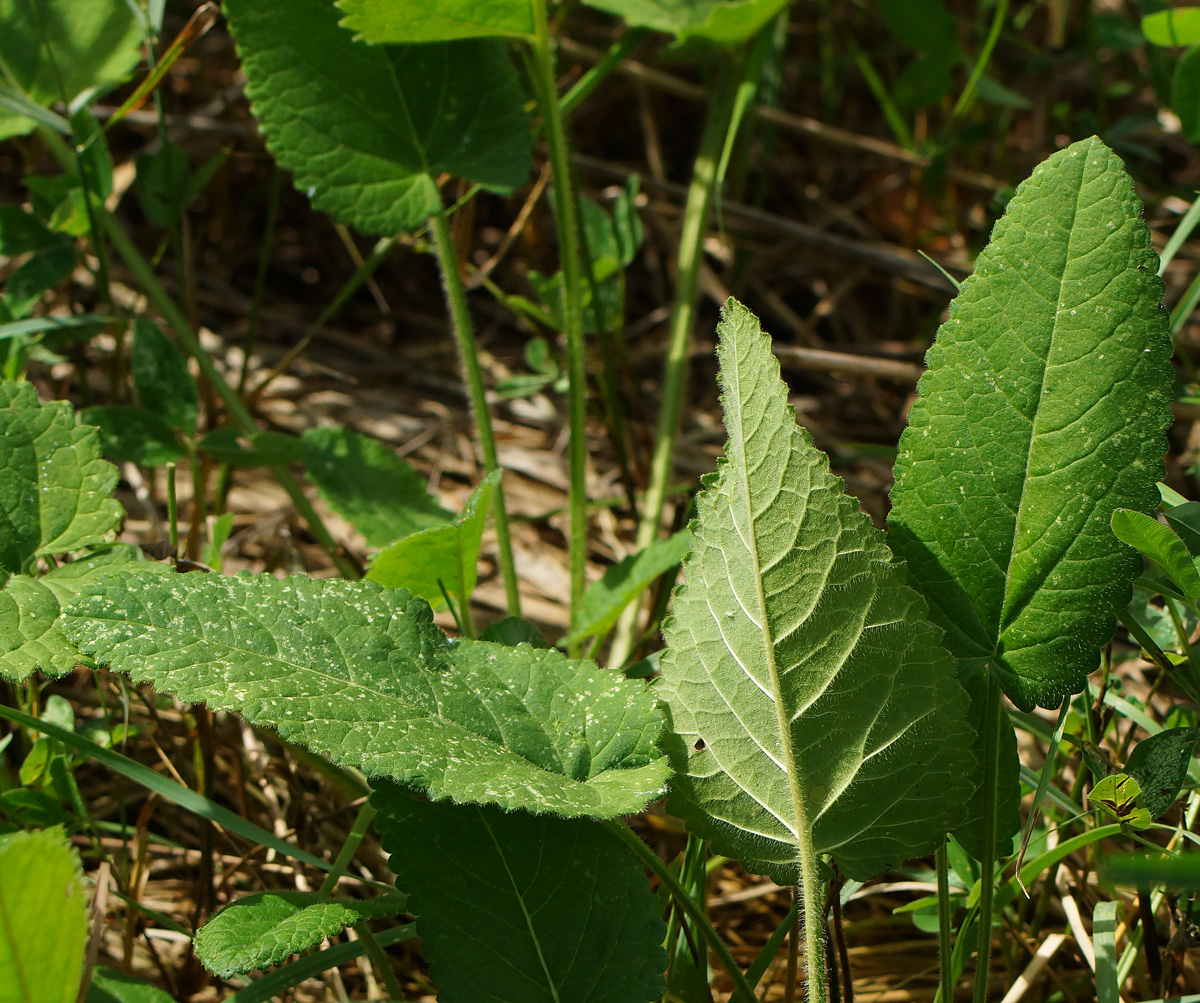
[225,0,532,236]
[660,300,974,883]
[63,572,669,817]
[888,136,1174,713]
[373,785,667,1003]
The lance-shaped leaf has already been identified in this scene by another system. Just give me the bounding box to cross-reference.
[225,0,532,237]
[338,0,535,42]
[0,381,122,574]
[889,136,1173,713]
[63,572,669,817]
[582,0,789,42]
[659,300,974,883]
[194,890,407,978]
[373,785,667,1003]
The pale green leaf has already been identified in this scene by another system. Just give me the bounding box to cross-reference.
[373,786,667,1002]
[659,300,974,883]
[63,572,669,817]
[226,0,532,236]
[0,381,122,573]
[1125,726,1198,819]
[194,891,406,978]
[889,136,1173,712]
[1111,508,1200,600]
[583,0,788,41]
[367,472,495,609]
[0,827,89,1003]
[338,0,535,41]
[131,320,199,436]
[301,427,451,549]
[566,530,690,642]
[0,0,143,140]
[1143,7,1200,46]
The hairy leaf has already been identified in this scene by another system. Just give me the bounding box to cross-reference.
[583,0,788,41]
[567,530,690,643]
[367,472,494,609]
[660,300,974,883]
[63,572,669,817]
[195,891,406,978]
[302,427,451,548]
[0,381,122,573]
[889,137,1173,712]
[338,0,535,41]
[0,0,143,139]
[226,0,532,236]
[373,786,667,1002]
[0,827,89,1003]
[1125,727,1198,819]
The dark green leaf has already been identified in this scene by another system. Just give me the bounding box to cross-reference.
[87,966,176,1003]
[479,615,551,648]
[82,406,184,467]
[0,205,61,256]
[4,244,76,317]
[1165,501,1200,556]
[876,0,958,52]
[1124,727,1198,819]
[198,428,306,466]
[1103,852,1200,888]
[131,320,199,436]
[373,787,667,1002]
[135,142,192,228]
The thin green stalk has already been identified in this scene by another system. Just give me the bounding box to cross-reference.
[852,44,914,152]
[951,0,1009,124]
[603,820,757,1003]
[165,461,179,553]
[1158,197,1200,276]
[560,28,647,117]
[936,843,954,1003]
[429,208,520,617]
[610,54,743,667]
[973,679,1004,1003]
[353,923,406,1000]
[529,2,589,632]
[318,800,377,896]
[95,205,359,579]
[239,169,282,394]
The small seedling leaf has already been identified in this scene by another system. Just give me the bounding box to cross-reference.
[301,427,452,549]
[373,787,667,1002]
[1124,726,1199,819]
[194,890,407,978]
[63,572,670,817]
[1087,773,1153,829]
[659,300,974,882]
[1111,508,1200,600]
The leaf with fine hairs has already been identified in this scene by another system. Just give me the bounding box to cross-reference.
[660,299,974,883]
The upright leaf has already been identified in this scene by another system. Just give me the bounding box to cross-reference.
[582,0,788,42]
[0,381,122,573]
[337,0,535,41]
[367,472,495,610]
[131,320,199,436]
[301,427,452,548]
[0,827,89,1003]
[63,572,669,817]
[660,300,974,882]
[373,786,667,1003]
[889,137,1173,712]
[226,0,532,236]
[1111,508,1200,601]
[1124,727,1198,819]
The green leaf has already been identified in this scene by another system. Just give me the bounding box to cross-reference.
[1111,508,1200,601]
[131,320,199,436]
[86,967,175,1003]
[4,244,76,318]
[1174,45,1200,142]
[0,380,122,573]
[1143,7,1200,46]
[194,890,407,978]
[0,0,143,140]
[0,827,89,1003]
[301,427,451,548]
[566,530,690,642]
[1087,773,1152,829]
[198,428,305,467]
[372,786,667,1002]
[582,0,789,42]
[63,572,670,817]
[1124,726,1198,819]
[876,0,958,53]
[367,472,495,609]
[1103,851,1200,889]
[0,205,61,256]
[226,0,532,236]
[659,300,974,883]
[81,406,184,467]
[480,615,551,648]
[1164,501,1200,556]
[337,0,535,41]
[888,136,1173,712]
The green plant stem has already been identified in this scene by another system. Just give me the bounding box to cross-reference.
[165,461,179,553]
[429,208,521,617]
[353,923,406,1000]
[973,678,1004,1003]
[951,0,1009,123]
[529,3,589,634]
[560,28,647,117]
[318,800,377,896]
[610,54,742,667]
[95,205,359,579]
[239,169,282,394]
[936,843,954,1003]
[603,820,757,1003]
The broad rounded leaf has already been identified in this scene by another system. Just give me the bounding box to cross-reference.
[583,0,788,41]
[373,787,667,1002]
[0,827,89,1003]
[226,0,533,236]
[889,136,1173,712]
[63,572,669,817]
[0,381,122,573]
[659,300,974,883]
[195,890,406,978]
[338,0,535,41]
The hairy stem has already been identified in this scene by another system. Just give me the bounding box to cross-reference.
[972,678,1003,1003]
[430,208,521,616]
[936,843,954,1003]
